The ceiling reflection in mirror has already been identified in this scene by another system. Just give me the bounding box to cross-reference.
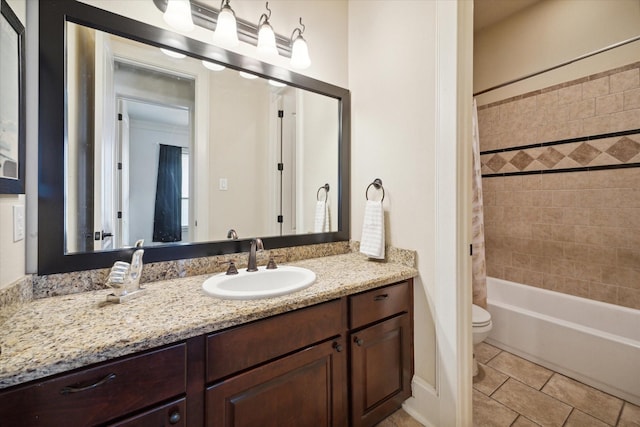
[65,22,339,255]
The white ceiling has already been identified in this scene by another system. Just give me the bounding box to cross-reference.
[125,100,190,128]
[474,0,541,31]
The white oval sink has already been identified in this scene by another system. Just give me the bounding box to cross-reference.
[202,266,316,300]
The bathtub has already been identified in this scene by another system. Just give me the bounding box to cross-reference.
[486,277,640,406]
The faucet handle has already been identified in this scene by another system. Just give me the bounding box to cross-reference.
[219,259,239,275]
[266,255,280,270]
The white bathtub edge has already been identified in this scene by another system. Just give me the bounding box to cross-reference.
[486,277,640,406]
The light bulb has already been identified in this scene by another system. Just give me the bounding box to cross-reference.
[257,22,278,57]
[163,0,194,33]
[290,35,310,70]
[213,3,239,47]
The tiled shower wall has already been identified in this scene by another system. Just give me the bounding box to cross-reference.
[478,62,640,310]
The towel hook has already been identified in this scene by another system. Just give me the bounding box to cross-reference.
[365,178,385,202]
[317,183,330,202]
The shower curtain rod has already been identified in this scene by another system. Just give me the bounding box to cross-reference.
[473,34,640,96]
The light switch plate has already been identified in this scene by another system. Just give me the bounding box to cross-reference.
[13,205,25,242]
[219,178,228,191]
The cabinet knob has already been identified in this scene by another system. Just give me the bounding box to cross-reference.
[354,337,363,346]
[333,341,343,352]
[169,411,181,425]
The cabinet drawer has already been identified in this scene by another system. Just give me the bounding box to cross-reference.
[207,299,345,383]
[0,343,186,427]
[108,397,186,427]
[349,282,410,329]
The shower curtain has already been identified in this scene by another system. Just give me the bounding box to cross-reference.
[471,99,487,308]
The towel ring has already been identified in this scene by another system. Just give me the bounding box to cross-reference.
[365,178,385,202]
[317,183,330,202]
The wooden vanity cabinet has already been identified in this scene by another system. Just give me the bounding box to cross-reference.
[348,281,414,427]
[0,279,413,426]
[203,280,414,427]
[204,299,348,427]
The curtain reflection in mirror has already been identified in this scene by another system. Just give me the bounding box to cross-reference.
[153,144,182,242]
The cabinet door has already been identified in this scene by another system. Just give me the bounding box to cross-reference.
[350,314,412,427]
[206,338,347,427]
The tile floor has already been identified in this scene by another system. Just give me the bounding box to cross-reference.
[377,409,424,427]
[377,343,640,427]
[473,342,640,426]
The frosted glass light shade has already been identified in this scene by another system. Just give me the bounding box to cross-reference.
[163,0,194,33]
[213,6,239,47]
[268,80,287,88]
[290,36,310,70]
[257,23,278,57]
[239,71,259,80]
[160,48,186,59]
[202,60,226,71]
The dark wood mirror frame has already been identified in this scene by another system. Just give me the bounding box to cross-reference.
[38,0,350,275]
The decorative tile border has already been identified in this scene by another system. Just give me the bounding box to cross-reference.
[481,129,640,177]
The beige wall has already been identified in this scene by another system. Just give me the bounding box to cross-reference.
[0,0,26,290]
[209,72,271,239]
[479,64,640,310]
[349,1,473,425]
[475,0,640,105]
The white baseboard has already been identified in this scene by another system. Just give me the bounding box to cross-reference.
[402,375,440,427]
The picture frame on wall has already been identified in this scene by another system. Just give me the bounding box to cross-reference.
[0,0,25,194]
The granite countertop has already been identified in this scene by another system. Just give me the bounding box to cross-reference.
[0,252,417,390]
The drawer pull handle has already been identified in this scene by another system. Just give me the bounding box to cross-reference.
[374,294,389,301]
[333,341,343,352]
[354,337,364,346]
[60,373,116,394]
[169,411,181,424]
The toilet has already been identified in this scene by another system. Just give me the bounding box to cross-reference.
[472,304,493,376]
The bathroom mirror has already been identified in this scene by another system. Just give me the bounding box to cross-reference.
[38,0,350,274]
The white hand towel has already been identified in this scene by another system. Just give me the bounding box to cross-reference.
[324,201,331,232]
[314,200,328,233]
[360,200,385,259]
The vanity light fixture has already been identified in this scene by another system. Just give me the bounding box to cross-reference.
[202,60,226,71]
[213,0,239,47]
[290,18,310,70]
[163,0,194,33]
[256,2,278,58]
[160,47,187,59]
[153,0,311,66]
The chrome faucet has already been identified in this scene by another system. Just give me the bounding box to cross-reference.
[247,238,264,272]
[227,229,238,240]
